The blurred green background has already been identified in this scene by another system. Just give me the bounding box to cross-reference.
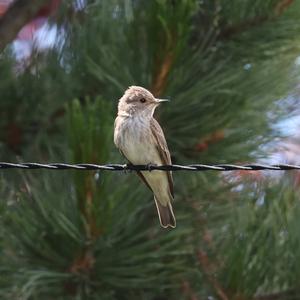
[1,0,300,299]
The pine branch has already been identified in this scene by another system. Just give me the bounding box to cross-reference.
[68,247,95,275]
[181,280,200,300]
[150,50,175,97]
[274,0,294,15]
[219,0,294,40]
[0,0,52,52]
[254,289,299,300]
[194,130,225,153]
[219,15,269,40]
[197,249,229,300]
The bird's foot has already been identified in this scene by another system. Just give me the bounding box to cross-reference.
[123,163,134,173]
[146,163,157,172]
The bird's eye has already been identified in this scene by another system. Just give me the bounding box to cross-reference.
[140,98,146,103]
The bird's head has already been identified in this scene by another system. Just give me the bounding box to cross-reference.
[118,86,169,117]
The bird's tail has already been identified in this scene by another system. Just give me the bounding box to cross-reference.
[154,197,176,228]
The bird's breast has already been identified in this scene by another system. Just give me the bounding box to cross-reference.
[116,117,161,164]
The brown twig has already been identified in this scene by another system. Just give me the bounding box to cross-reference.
[68,248,95,275]
[197,250,229,300]
[150,23,178,97]
[219,15,269,40]
[195,130,225,152]
[194,212,228,299]
[181,280,201,300]
[5,122,23,153]
[274,0,294,16]
[150,50,175,97]
[0,0,52,52]
[83,172,102,239]
[219,0,294,40]
[65,246,95,295]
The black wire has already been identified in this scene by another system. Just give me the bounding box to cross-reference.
[0,162,299,171]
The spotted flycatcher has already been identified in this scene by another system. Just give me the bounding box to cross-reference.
[114,86,176,228]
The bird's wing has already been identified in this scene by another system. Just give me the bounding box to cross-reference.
[150,118,174,198]
[118,149,152,191]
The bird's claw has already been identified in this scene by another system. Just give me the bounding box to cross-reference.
[146,163,157,172]
[123,163,134,173]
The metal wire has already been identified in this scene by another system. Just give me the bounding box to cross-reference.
[0,162,299,171]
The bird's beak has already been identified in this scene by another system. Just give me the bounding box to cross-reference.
[156,98,170,104]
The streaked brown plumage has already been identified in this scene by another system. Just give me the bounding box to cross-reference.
[114,86,176,228]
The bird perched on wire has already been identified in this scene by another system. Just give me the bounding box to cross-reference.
[114,86,176,228]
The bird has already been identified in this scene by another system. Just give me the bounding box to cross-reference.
[114,86,176,228]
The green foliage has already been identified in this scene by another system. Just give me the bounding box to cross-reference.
[221,183,300,296]
[0,98,196,299]
[0,0,300,299]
